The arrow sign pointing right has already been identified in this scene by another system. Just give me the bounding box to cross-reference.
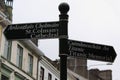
[68,39,117,62]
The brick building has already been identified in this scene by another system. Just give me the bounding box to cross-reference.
[89,69,112,80]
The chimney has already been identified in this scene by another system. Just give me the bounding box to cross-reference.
[31,38,38,46]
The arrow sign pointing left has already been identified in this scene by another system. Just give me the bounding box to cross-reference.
[4,21,67,40]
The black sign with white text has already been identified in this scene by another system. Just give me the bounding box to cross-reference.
[68,39,117,62]
[4,21,67,40]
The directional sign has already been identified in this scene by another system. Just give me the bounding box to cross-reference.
[4,21,67,40]
[68,39,117,62]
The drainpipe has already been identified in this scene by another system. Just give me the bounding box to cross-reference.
[36,57,39,80]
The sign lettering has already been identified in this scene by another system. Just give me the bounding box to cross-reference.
[4,21,67,40]
[68,39,116,62]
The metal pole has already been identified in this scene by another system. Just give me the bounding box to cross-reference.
[58,3,69,80]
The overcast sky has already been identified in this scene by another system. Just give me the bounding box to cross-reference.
[13,0,120,80]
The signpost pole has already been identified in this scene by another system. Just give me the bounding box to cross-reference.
[58,3,69,80]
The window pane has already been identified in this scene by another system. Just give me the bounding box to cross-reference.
[16,45,23,68]
[48,73,52,80]
[76,78,79,80]
[1,75,9,80]
[4,39,8,58]
[4,40,12,60]
[7,41,12,60]
[55,78,57,80]
[40,67,44,80]
[28,54,33,75]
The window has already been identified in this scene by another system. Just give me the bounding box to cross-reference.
[4,40,12,61]
[40,67,44,80]
[76,78,79,80]
[28,54,33,75]
[55,78,57,80]
[16,45,23,68]
[1,75,9,80]
[48,73,52,80]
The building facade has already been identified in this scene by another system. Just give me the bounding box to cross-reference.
[38,56,88,80]
[89,69,112,80]
[0,39,44,80]
[67,69,88,80]
[0,1,44,80]
[67,57,88,78]
[38,56,60,80]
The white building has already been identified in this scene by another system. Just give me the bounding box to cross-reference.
[38,56,88,80]
[0,2,44,79]
[38,56,60,80]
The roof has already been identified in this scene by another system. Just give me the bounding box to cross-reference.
[19,40,44,56]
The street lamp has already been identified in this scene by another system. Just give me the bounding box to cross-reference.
[87,62,112,80]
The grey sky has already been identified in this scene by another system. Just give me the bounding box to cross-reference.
[13,0,120,80]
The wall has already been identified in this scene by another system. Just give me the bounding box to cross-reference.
[67,57,88,78]
[0,25,2,53]
[1,31,39,80]
[39,56,60,80]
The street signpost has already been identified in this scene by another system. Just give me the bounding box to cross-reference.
[3,3,117,80]
[59,3,69,80]
[68,39,117,62]
[4,21,68,40]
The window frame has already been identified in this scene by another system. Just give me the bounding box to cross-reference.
[40,67,44,80]
[16,44,23,69]
[48,73,52,80]
[3,40,12,61]
[28,54,33,75]
[1,74,9,80]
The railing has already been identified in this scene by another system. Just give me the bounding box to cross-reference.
[0,0,13,7]
[0,10,11,25]
[0,10,7,19]
[0,0,13,21]
[5,0,13,7]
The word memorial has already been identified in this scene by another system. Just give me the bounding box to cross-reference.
[68,39,117,62]
[4,21,67,40]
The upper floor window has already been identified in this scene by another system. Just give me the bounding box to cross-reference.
[16,45,23,68]
[28,54,33,75]
[1,74,9,80]
[48,73,52,80]
[4,39,12,61]
[40,67,44,80]
[55,78,58,80]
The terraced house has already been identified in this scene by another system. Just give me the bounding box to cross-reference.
[0,0,44,80]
